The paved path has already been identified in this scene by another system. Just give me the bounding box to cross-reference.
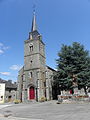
[0,104,12,110]
[0,117,43,120]
[0,101,90,120]
[0,103,43,120]
[0,117,42,120]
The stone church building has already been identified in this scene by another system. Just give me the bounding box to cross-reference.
[17,11,55,102]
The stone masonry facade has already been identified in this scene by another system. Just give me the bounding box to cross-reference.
[17,12,55,102]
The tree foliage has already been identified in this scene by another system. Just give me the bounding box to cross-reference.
[54,42,90,93]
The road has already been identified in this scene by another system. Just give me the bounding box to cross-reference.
[0,101,90,120]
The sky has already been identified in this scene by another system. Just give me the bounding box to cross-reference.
[0,0,90,81]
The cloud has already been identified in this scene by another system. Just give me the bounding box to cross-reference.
[3,46,10,50]
[0,49,4,54]
[10,65,22,71]
[0,72,11,76]
[0,42,9,55]
[0,43,3,46]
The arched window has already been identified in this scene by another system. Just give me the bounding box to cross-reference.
[29,43,33,52]
[29,45,33,51]
[29,72,33,78]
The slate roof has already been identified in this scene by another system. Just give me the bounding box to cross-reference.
[46,65,56,72]
[0,78,17,90]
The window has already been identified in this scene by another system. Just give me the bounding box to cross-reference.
[29,45,33,52]
[29,72,33,78]
[29,43,33,52]
[9,90,11,93]
[30,60,33,63]
[1,96,3,99]
[8,96,12,99]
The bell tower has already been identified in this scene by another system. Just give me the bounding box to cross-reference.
[23,10,46,101]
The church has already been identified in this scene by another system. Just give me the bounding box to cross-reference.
[17,11,55,102]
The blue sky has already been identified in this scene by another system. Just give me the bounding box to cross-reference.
[0,0,90,81]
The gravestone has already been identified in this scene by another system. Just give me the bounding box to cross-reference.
[80,88,85,95]
[74,87,79,94]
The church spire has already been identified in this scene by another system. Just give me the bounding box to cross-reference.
[31,7,37,32]
[29,5,41,40]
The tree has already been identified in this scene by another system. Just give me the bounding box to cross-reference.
[54,42,90,94]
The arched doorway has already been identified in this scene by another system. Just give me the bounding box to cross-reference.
[29,86,35,100]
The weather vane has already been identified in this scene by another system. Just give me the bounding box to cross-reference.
[33,4,36,13]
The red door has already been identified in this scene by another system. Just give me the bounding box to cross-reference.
[29,87,35,99]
